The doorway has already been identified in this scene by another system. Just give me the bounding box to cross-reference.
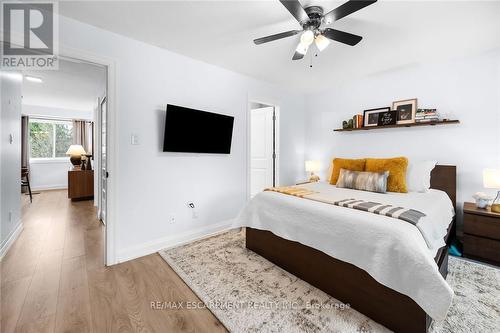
[249,102,279,198]
[20,55,109,265]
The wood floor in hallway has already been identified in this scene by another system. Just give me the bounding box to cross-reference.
[1,190,227,333]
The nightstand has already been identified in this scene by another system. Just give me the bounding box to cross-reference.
[463,202,500,265]
[68,169,94,201]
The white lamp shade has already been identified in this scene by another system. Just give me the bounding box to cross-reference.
[305,160,321,173]
[483,169,500,189]
[66,144,86,156]
[300,30,314,46]
[315,34,331,52]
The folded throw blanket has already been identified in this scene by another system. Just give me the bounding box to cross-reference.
[265,186,317,197]
[334,198,427,226]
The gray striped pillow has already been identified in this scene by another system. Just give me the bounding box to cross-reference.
[336,169,389,193]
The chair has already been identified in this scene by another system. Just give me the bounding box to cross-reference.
[21,167,32,203]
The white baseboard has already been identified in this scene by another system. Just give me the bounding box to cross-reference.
[116,219,235,264]
[31,185,67,191]
[0,221,23,260]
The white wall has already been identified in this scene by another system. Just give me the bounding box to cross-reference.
[305,50,500,229]
[23,104,93,190]
[1,72,23,255]
[23,104,93,120]
[54,15,306,261]
[29,159,73,191]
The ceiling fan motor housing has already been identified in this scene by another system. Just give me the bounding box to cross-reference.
[302,6,324,31]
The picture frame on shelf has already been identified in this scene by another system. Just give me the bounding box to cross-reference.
[363,107,390,127]
[377,110,397,126]
[393,98,417,124]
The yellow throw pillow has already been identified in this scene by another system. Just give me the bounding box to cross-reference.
[330,158,366,185]
[365,157,409,193]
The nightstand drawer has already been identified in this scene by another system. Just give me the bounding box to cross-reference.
[463,213,500,241]
[463,234,500,263]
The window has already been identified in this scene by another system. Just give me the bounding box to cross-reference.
[29,119,73,159]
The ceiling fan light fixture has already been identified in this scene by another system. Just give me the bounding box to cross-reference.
[300,30,315,46]
[315,34,330,52]
[295,42,309,55]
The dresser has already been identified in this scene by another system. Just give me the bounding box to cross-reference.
[68,169,94,200]
[463,202,500,265]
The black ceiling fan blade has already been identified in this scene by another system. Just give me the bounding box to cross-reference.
[254,30,301,45]
[323,0,377,23]
[323,28,362,46]
[279,0,309,24]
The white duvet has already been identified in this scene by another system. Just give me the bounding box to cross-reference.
[232,182,455,321]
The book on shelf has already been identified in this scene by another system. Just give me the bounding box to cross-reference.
[352,114,363,128]
[416,117,440,122]
[416,115,440,119]
[416,108,439,122]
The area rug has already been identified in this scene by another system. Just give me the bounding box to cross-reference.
[158,230,500,333]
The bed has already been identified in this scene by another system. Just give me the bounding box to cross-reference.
[235,165,456,333]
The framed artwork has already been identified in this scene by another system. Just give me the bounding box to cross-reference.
[377,110,397,126]
[393,98,417,124]
[363,107,390,127]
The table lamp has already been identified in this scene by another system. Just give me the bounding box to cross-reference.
[483,169,500,213]
[305,160,321,182]
[66,145,86,168]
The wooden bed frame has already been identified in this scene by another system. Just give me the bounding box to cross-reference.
[246,165,456,333]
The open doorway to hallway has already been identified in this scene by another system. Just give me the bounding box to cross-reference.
[1,57,108,331]
[19,56,108,226]
[248,101,279,198]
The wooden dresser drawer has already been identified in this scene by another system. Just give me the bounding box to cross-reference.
[463,234,500,263]
[463,213,500,241]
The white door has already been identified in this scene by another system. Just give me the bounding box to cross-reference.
[99,97,107,224]
[250,107,275,197]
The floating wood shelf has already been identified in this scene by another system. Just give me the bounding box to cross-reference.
[333,120,460,132]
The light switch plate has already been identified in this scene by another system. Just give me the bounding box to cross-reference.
[131,134,139,145]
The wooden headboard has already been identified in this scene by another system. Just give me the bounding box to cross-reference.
[430,165,456,211]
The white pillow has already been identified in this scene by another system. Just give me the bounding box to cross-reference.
[406,161,437,192]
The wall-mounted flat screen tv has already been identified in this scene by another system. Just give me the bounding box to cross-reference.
[163,104,234,154]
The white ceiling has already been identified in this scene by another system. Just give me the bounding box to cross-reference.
[23,58,106,111]
[59,1,500,92]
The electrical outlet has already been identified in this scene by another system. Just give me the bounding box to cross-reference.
[187,202,198,219]
[168,214,176,224]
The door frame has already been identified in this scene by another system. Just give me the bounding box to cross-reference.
[58,45,118,265]
[246,98,280,201]
[97,96,107,224]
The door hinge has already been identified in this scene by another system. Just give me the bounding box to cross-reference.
[106,171,109,178]
[272,153,276,159]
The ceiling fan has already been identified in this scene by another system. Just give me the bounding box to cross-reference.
[254,0,377,60]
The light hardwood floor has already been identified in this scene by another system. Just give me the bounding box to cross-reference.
[1,190,227,333]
